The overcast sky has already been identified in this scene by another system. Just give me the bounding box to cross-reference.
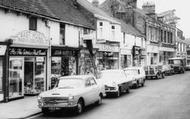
[88,0,190,38]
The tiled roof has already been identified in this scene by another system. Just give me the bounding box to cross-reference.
[119,19,144,37]
[0,0,58,19]
[42,0,95,29]
[0,0,95,29]
[77,0,120,24]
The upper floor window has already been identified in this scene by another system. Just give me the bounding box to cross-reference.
[84,28,90,35]
[60,24,65,45]
[99,22,103,26]
[112,25,115,29]
[164,31,167,43]
[160,30,163,42]
[29,17,37,31]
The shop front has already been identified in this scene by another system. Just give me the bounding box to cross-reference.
[120,48,132,68]
[8,47,47,99]
[0,43,9,102]
[95,44,119,70]
[4,30,49,101]
[50,46,79,89]
[159,46,175,64]
[147,45,159,65]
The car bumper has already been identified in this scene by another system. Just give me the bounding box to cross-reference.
[38,101,77,109]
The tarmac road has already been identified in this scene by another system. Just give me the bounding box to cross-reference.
[31,72,190,119]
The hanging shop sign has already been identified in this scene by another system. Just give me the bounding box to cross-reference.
[0,45,7,56]
[52,49,77,56]
[9,47,47,56]
[10,30,49,46]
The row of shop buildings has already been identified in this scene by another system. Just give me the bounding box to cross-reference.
[0,0,187,102]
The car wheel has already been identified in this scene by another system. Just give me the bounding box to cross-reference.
[156,73,161,79]
[42,108,50,115]
[75,99,84,115]
[126,86,130,93]
[141,80,145,87]
[162,73,165,79]
[116,87,121,97]
[96,94,102,105]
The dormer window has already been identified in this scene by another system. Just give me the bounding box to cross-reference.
[99,22,103,26]
[60,24,65,45]
[112,26,115,29]
[29,17,37,31]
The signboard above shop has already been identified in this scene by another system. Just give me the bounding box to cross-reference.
[10,30,49,46]
[0,45,7,56]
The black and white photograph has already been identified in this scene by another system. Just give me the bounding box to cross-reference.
[0,0,190,119]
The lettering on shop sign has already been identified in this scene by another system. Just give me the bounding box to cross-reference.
[52,49,77,56]
[9,47,47,56]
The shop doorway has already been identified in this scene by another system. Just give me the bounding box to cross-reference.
[0,57,3,101]
[24,57,34,95]
[24,57,46,95]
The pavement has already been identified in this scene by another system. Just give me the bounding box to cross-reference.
[0,96,41,119]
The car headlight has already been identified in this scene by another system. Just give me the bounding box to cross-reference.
[112,82,117,87]
[68,95,74,101]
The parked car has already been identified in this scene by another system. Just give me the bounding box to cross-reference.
[144,65,165,79]
[124,67,146,88]
[168,57,186,74]
[38,75,104,115]
[98,69,133,97]
[162,64,174,76]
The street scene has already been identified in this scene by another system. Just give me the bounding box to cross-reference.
[0,0,190,119]
[31,72,190,119]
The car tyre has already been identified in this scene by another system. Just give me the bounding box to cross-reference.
[95,94,102,105]
[75,99,84,115]
[141,80,145,87]
[42,108,50,115]
[116,87,121,97]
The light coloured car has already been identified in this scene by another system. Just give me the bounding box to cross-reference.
[38,75,104,114]
[99,69,133,97]
[124,67,146,88]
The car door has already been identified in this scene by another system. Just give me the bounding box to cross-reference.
[89,77,99,103]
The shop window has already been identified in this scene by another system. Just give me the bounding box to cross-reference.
[9,58,24,98]
[29,17,37,31]
[0,57,3,101]
[60,24,65,45]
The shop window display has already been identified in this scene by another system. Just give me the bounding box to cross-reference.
[9,58,24,98]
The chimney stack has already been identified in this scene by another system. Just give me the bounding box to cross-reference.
[92,0,99,7]
[142,1,155,15]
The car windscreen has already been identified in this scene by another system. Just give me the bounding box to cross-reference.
[58,78,84,89]
[124,69,138,75]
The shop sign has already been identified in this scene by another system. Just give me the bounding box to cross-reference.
[52,49,76,56]
[95,44,119,52]
[36,57,44,62]
[0,45,7,55]
[9,47,47,56]
[10,30,49,46]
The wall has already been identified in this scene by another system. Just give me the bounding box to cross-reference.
[0,10,28,41]
[65,24,80,47]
